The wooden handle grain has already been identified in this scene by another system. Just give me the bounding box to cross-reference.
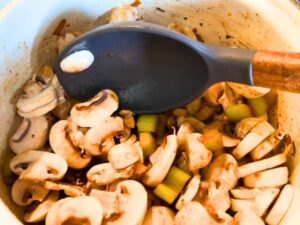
[252,50,300,93]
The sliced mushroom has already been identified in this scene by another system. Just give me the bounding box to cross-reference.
[235,117,266,139]
[45,196,103,225]
[10,150,68,182]
[104,180,147,225]
[49,120,91,169]
[84,116,124,155]
[231,187,261,199]
[185,133,213,171]
[168,23,197,40]
[10,116,50,154]
[227,82,270,99]
[43,180,86,197]
[108,143,140,170]
[23,80,43,97]
[231,199,254,213]
[232,121,275,159]
[219,83,241,109]
[206,153,238,190]
[17,85,58,118]
[12,178,49,206]
[87,163,134,186]
[142,135,178,187]
[233,210,265,225]
[52,100,71,119]
[71,89,119,127]
[237,153,288,178]
[109,5,138,23]
[143,206,175,225]
[24,191,59,223]
[221,134,240,147]
[244,167,288,188]
[203,83,224,106]
[177,122,194,146]
[89,189,121,220]
[66,120,86,149]
[176,174,201,210]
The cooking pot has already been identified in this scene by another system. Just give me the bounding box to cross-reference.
[1,0,300,224]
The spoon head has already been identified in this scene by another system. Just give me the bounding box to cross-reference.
[55,22,210,113]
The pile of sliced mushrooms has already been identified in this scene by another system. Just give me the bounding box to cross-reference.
[3,5,300,225]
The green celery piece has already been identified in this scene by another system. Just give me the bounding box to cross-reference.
[164,166,191,193]
[137,114,159,132]
[139,132,157,157]
[153,183,178,204]
[248,97,268,116]
[224,104,252,123]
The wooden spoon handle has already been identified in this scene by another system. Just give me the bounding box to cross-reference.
[252,50,300,93]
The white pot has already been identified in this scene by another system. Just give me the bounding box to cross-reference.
[1,0,300,224]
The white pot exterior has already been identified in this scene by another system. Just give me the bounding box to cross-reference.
[0,0,300,224]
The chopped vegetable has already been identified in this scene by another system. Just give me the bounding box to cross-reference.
[224,104,252,123]
[248,97,268,116]
[185,97,201,114]
[164,166,191,192]
[184,117,205,132]
[153,183,178,204]
[202,130,223,151]
[194,105,215,121]
[173,109,188,117]
[137,114,158,132]
[139,132,157,157]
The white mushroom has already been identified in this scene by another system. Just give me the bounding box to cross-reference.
[71,89,119,127]
[227,82,270,99]
[177,122,194,146]
[104,180,148,225]
[65,120,86,149]
[108,143,140,169]
[17,85,58,118]
[142,135,177,187]
[232,121,275,159]
[221,134,240,147]
[244,167,288,188]
[84,116,124,155]
[203,83,224,106]
[24,191,59,223]
[9,116,50,154]
[143,206,175,225]
[45,196,103,225]
[235,117,266,139]
[184,133,213,171]
[49,120,91,169]
[43,180,86,197]
[10,150,68,182]
[11,178,49,206]
[60,50,94,73]
[206,153,238,190]
[87,163,134,186]
[109,5,138,23]
[23,80,42,97]
[233,210,265,225]
[231,187,261,199]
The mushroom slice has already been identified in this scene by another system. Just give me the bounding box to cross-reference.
[142,135,177,187]
[244,167,288,188]
[17,85,58,118]
[23,80,42,97]
[227,82,270,99]
[203,83,224,106]
[89,189,121,220]
[176,174,201,210]
[24,191,59,223]
[232,121,275,159]
[184,133,213,171]
[104,180,147,225]
[49,120,91,169]
[66,120,86,149]
[221,134,240,147]
[175,201,212,225]
[266,185,295,225]
[109,5,138,23]
[45,196,103,225]
[231,199,255,213]
[10,150,68,182]
[108,143,140,170]
[143,206,175,225]
[206,153,238,190]
[12,179,49,206]
[71,89,119,127]
[84,116,124,155]
[231,187,261,199]
[43,180,86,197]
[10,116,50,154]
[251,130,286,160]
[177,122,194,146]
[87,163,134,186]
[238,153,288,178]
[168,23,197,40]
[233,210,265,225]
[235,117,266,139]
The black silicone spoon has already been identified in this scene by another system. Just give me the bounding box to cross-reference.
[55,21,300,113]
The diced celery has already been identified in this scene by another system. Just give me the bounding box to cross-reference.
[137,114,158,132]
[202,130,223,151]
[139,132,157,157]
[164,166,191,193]
[248,97,268,116]
[224,104,252,123]
[153,183,178,204]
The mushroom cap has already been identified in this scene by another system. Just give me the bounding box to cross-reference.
[104,180,148,225]
[143,206,175,225]
[87,163,134,186]
[17,85,58,118]
[142,135,178,187]
[108,143,140,169]
[10,116,50,154]
[24,191,59,223]
[109,5,138,23]
[45,196,103,225]
[11,178,49,206]
[43,180,86,197]
[84,116,124,155]
[49,120,92,169]
[233,210,264,225]
[70,89,119,127]
[10,150,68,182]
